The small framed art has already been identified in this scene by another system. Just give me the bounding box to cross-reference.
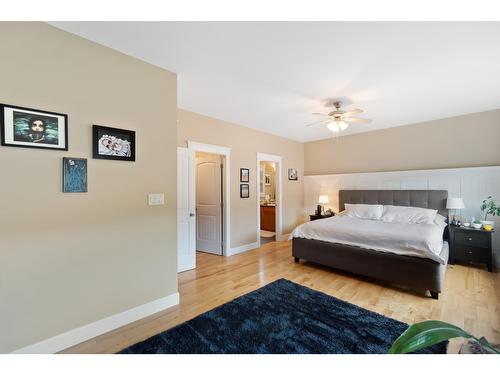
[93,125,135,161]
[240,184,250,198]
[240,168,249,182]
[63,157,87,193]
[265,174,271,186]
[0,104,68,150]
[288,168,298,181]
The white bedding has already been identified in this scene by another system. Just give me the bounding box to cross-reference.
[290,215,447,264]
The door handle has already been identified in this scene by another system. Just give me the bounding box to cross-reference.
[189,213,195,217]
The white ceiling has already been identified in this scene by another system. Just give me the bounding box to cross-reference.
[50,22,500,142]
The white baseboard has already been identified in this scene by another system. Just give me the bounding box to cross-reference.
[11,292,180,354]
[226,241,259,256]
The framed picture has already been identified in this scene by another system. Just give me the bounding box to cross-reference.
[0,104,68,150]
[240,184,250,198]
[93,125,135,161]
[288,168,298,181]
[265,174,271,186]
[240,168,249,182]
[63,157,87,193]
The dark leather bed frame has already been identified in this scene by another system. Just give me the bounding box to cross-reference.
[292,190,449,299]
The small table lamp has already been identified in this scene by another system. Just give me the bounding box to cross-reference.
[446,197,465,225]
[317,195,329,216]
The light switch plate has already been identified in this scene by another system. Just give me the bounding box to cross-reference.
[148,193,165,206]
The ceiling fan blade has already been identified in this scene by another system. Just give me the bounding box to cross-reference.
[344,117,372,124]
[305,119,332,127]
[311,112,328,116]
[342,108,363,117]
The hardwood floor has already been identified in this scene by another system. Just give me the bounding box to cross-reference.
[62,240,500,354]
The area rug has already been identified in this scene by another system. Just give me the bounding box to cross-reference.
[119,279,447,354]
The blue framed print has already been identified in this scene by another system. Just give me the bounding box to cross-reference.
[63,157,87,193]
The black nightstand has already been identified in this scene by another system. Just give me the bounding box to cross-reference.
[449,226,493,272]
[309,214,334,221]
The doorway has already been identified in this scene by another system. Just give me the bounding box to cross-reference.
[177,142,231,273]
[259,161,276,244]
[256,153,282,247]
[195,151,224,255]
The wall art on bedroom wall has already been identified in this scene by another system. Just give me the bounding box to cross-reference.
[288,168,298,181]
[63,157,87,193]
[92,125,136,161]
[240,168,249,182]
[0,104,68,150]
[240,184,250,198]
[265,174,272,186]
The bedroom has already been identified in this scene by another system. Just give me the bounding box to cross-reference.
[1,2,499,373]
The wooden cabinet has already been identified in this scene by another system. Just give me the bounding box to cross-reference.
[260,205,276,231]
[449,226,493,272]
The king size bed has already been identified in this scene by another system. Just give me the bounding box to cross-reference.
[292,190,449,299]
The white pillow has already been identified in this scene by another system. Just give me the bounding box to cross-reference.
[344,204,383,220]
[433,213,447,229]
[381,205,437,224]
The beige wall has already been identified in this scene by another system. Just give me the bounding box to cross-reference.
[178,110,305,246]
[0,23,178,352]
[305,109,500,175]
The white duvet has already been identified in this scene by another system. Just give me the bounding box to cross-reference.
[290,215,447,264]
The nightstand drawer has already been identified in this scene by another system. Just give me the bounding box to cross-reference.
[454,232,490,248]
[454,245,490,263]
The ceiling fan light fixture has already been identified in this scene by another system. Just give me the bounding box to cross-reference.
[307,101,371,131]
[327,122,340,132]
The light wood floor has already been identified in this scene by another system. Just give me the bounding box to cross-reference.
[62,240,500,354]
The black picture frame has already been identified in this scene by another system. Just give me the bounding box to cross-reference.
[240,184,250,198]
[62,157,88,193]
[265,174,271,186]
[288,168,298,181]
[92,125,136,161]
[0,103,68,150]
[240,168,249,182]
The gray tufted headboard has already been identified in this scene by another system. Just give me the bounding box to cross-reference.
[339,190,448,217]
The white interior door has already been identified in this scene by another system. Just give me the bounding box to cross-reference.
[177,147,195,272]
[196,154,223,255]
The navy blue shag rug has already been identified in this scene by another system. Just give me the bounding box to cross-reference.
[119,279,447,354]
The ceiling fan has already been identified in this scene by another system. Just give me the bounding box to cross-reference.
[307,101,372,132]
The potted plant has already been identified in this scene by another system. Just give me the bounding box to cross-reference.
[481,196,500,229]
[388,320,500,354]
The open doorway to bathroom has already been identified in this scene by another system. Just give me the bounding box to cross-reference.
[259,161,276,244]
[256,152,282,247]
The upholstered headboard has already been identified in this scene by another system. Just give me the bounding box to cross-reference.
[339,190,448,216]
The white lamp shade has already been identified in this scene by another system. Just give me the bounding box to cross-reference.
[326,122,340,132]
[446,197,465,210]
[318,195,329,204]
[339,121,349,131]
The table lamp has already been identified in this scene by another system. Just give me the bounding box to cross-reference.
[317,195,329,216]
[446,197,465,226]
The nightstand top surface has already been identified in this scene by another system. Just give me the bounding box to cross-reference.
[450,225,494,234]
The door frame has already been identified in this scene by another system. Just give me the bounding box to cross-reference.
[188,141,231,255]
[256,152,283,247]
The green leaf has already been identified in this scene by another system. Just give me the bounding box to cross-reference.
[388,320,474,354]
